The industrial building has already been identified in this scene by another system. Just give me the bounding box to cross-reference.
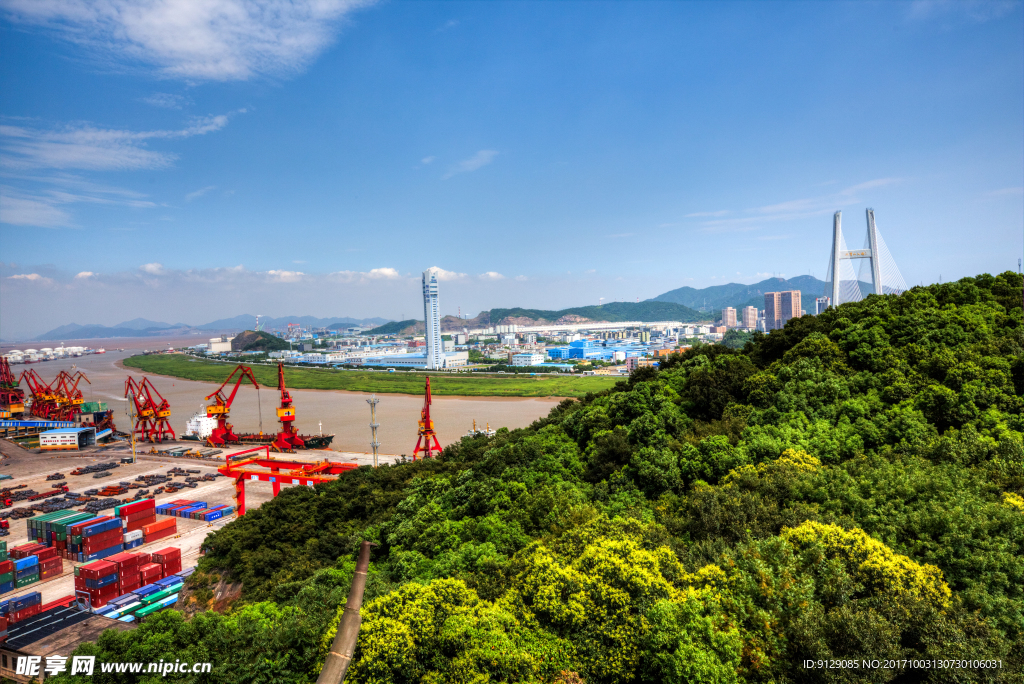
[38,428,96,452]
[511,353,545,367]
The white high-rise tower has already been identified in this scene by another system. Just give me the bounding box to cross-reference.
[423,268,443,369]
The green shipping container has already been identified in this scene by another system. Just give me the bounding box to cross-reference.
[140,584,182,605]
[134,602,163,618]
[15,574,39,588]
[0,552,7,563]
[0,573,12,584]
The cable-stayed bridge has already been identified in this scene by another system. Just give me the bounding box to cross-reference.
[825,209,907,308]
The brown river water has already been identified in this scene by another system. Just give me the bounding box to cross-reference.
[4,336,561,456]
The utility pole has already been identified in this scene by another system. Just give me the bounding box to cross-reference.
[126,390,137,464]
[367,394,380,468]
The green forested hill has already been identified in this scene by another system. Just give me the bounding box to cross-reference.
[488,300,706,324]
[55,272,1024,684]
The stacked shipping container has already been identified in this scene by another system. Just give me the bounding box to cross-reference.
[156,500,233,522]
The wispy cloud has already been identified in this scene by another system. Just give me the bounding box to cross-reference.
[6,273,47,281]
[986,187,1024,197]
[0,179,158,228]
[435,19,459,33]
[0,0,375,82]
[479,271,504,280]
[685,210,729,218]
[443,150,498,179]
[140,263,165,275]
[907,0,1017,23]
[142,93,191,109]
[186,185,217,201]
[75,271,95,278]
[420,156,435,165]
[266,269,305,282]
[0,113,238,171]
[690,177,904,233]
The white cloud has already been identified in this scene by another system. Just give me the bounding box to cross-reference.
[427,266,466,281]
[0,113,236,171]
[514,275,527,281]
[0,0,374,82]
[420,156,435,165]
[692,178,904,233]
[685,210,729,218]
[0,192,74,227]
[442,150,498,179]
[265,269,304,282]
[478,271,504,280]
[185,185,217,201]
[329,267,405,283]
[140,262,165,275]
[142,92,190,109]
[75,271,95,278]
[986,187,1024,197]
[7,273,45,280]
[907,0,1017,23]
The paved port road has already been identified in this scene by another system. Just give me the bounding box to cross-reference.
[3,340,558,454]
[0,440,330,605]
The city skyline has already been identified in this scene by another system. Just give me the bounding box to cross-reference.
[1,1,1021,339]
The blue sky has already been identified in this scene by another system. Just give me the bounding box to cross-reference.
[1,0,1022,339]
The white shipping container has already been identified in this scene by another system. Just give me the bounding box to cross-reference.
[124,530,143,542]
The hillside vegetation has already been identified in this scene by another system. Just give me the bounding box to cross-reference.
[60,272,1024,684]
[230,330,290,352]
[122,354,617,398]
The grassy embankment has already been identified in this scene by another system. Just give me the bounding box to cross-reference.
[122,353,619,398]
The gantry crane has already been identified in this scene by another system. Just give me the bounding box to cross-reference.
[204,364,260,446]
[53,370,89,420]
[217,445,358,515]
[411,376,442,460]
[271,363,305,452]
[19,369,56,419]
[0,358,25,417]
[125,376,175,443]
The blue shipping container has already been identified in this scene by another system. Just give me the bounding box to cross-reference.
[84,544,124,562]
[0,582,13,595]
[85,574,118,589]
[13,557,38,571]
[83,519,122,537]
[15,567,39,580]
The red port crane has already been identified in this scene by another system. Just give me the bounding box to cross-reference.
[204,364,260,446]
[19,369,57,419]
[0,358,25,417]
[411,376,442,460]
[53,370,90,420]
[217,445,358,515]
[125,376,175,443]
[271,363,304,452]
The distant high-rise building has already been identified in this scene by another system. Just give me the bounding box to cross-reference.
[780,291,802,327]
[815,297,830,315]
[722,307,737,328]
[764,292,781,330]
[423,269,443,369]
[742,306,757,329]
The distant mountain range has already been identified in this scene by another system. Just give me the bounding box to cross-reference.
[32,314,392,341]
[649,275,831,312]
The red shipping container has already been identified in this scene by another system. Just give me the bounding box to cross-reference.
[127,517,156,533]
[119,580,141,594]
[78,560,117,580]
[36,547,58,562]
[139,562,162,576]
[0,560,12,575]
[41,558,62,571]
[40,596,75,612]
[70,516,113,537]
[10,543,44,559]
[119,571,141,586]
[74,576,87,590]
[89,597,109,609]
[152,547,181,562]
[86,585,119,601]
[126,509,156,523]
[107,552,141,569]
[40,566,62,580]
[138,553,152,565]
[160,561,182,576]
[144,528,175,544]
[143,518,176,536]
